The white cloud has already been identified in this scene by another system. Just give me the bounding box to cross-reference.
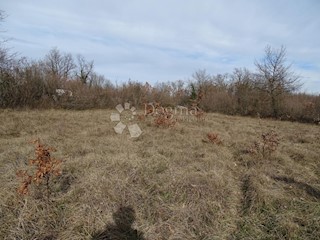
[1,0,320,93]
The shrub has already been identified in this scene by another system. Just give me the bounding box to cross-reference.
[16,139,62,199]
[204,132,222,145]
[246,130,279,158]
[154,108,177,127]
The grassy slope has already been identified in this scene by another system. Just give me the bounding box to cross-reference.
[0,109,319,239]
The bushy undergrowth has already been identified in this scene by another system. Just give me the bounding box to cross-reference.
[1,47,319,124]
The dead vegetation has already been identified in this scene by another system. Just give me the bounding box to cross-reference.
[0,109,319,239]
[16,139,62,198]
[246,129,280,158]
[203,132,222,145]
[153,106,177,127]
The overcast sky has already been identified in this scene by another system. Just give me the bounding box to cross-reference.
[1,0,320,93]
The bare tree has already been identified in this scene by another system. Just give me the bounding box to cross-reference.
[213,73,229,90]
[0,10,12,72]
[76,54,94,85]
[43,47,76,79]
[191,69,212,96]
[231,68,256,114]
[0,10,7,37]
[192,69,211,83]
[0,10,19,107]
[255,45,301,117]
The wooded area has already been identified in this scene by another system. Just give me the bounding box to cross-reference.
[0,11,319,124]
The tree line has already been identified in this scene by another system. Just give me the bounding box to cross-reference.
[0,11,319,123]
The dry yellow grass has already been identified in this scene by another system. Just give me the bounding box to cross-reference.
[0,109,319,239]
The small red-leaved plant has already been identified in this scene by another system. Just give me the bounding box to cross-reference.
[204,132,222,145]
[16,139,62,198]
[246,130,279,158]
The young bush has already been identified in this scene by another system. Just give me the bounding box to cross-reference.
[154,108,177,127]
[246,130,279,158]
[203,132,222,145]
[16,139,62,199]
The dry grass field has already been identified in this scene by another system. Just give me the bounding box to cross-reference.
[0,109,319,239]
